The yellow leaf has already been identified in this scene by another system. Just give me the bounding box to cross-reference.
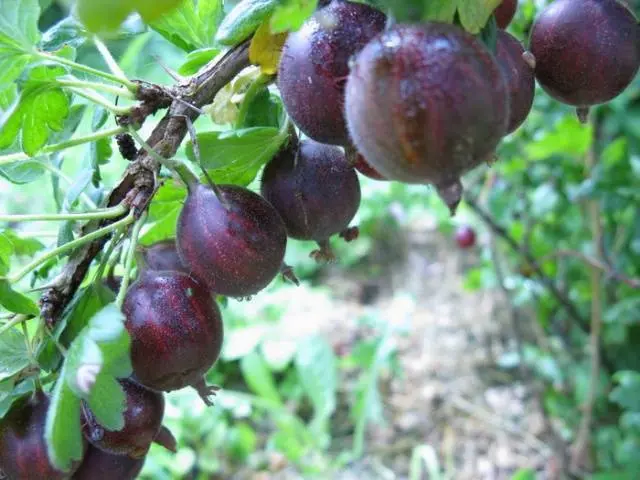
[249,19,288,75]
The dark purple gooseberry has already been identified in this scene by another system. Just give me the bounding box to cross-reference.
[345,23,508,214]
[455,225,477,249]
[137,239,190,275]
[278,0,386,145]
[494,0,517,29]
[122,270,224,405]
[529,0,639,120]
[82,379,173,458]
[261,139,361,261]
[0,391,83,479]
[177,184,287,297]
[72,447,145,480]
[495,30,535,134]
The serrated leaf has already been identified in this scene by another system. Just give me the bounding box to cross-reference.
[185,127,286,186]
[0,230,44,257]
[86,374,126,431]
[0,0,40,85]
[294,336,337,429]
[249,18,287,75]
[45,365,84,472]
[150,0,224,52]
[215,0,276,46]
[0,280,39,315]
[178,47,220,76]
[270,0,317,33]
[0,329,30,381]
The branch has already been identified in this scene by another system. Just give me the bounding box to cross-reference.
[39,42,251,326]
[463,193,615,373]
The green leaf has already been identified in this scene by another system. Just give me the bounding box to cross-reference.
[525,116,593,160]
[59,283,116,348]
[240,90,284,129]
[185,127,286,186]
[420,0,457,23]
[40,16,87,52]
[456,0,502,34]
[294,336,337,430]
[270,0,317,33]
[0,329,30,382]
[0,378,35,419]
[0,65,70,156]
[0,83,17,112]
[87,374,126,431]
[140,180,187,245]
[177,47,220,76]
[0,280,39,315]
[240,351,282,405]
[510,468,537,480]
[0,159,45,184]
[0,0,40,85]
[150,0,224,52]
[215,0,276,46]
[611,371,640,412]
[1,229,45,257]
[45,364,84,472]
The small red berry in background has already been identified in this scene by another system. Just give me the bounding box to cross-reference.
[455,225,477,249]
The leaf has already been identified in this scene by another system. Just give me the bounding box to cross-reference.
[240,90,284,129]
[177,47,220,76]
[0,329,30,382]
[215,0,276,46]
[87,373,126,431]
[249,18,287,75]
[0,280,39,315]
[0,159,45,184]
[45,364,85,472]
[150,0,224,52]
[0,230,44,257]
[0,378,35,419]
[185,127,287,186]
[510,468,537,480]
[140,180,186,244]
[0,83,17,112]
[63,168,92,210]
[240,351,282,405]
[611,371,640,412]
[270,0,317,33]
[456,0,502,34]
[40,16,87,52]
[294,336,337,430]
[0,0,40,85]
[525,116,594,160]
[0,65,70,156]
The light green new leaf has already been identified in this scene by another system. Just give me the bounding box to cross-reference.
[0,329,30,382]
[185,127,287,186]
[45,365,85,472]
[240,351,283,404]
[151,0,224,52]
[456,0,502,33]
[0,0,40,84]
[0,280,39,315]
[215,0,276,46]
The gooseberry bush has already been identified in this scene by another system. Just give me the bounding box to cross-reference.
[0,0,638,478]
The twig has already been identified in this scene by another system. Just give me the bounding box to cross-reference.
[464,193,615,374]
[570,126,602,475]
[540,250,639,289]
[39,42,251,326]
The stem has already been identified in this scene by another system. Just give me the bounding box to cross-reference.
[93,37,130,84]
[235,73,274,128]
[6,212,134,284]
[115,213,147,308]
[35,51,137,91]
[0,205,127,223]
[69,88,131,116]
[57,79,134,99]
[0,126,126,167]
[0,315,32,337]
[127,128,199,188]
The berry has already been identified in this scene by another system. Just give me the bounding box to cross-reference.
[278,0,386,145]
[177,184,287,297]
[495,30,535,134]
[345,23,508,214]
[72,447,145,480]
[494,0,517,28]
[529,0,639,118]
[261,139,361,261]
[137,239,190,275]
[134,0,182,23]
[354,153,387,181]
[122,270,224,404]
[455,225,477,249]
[0,391,83,479]
[76,0,132,33]
[82,379,168,458]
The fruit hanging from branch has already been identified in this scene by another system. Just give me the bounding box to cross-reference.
[529,0,640,122]
[136,239,190,275]
[495,30,536,134]
[122,270,224,404]
[345,22,508,214]
[261,139,361,261]
[278,0,386,146]
[177,183,288,297]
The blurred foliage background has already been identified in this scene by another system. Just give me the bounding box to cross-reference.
[1,0,639,479]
